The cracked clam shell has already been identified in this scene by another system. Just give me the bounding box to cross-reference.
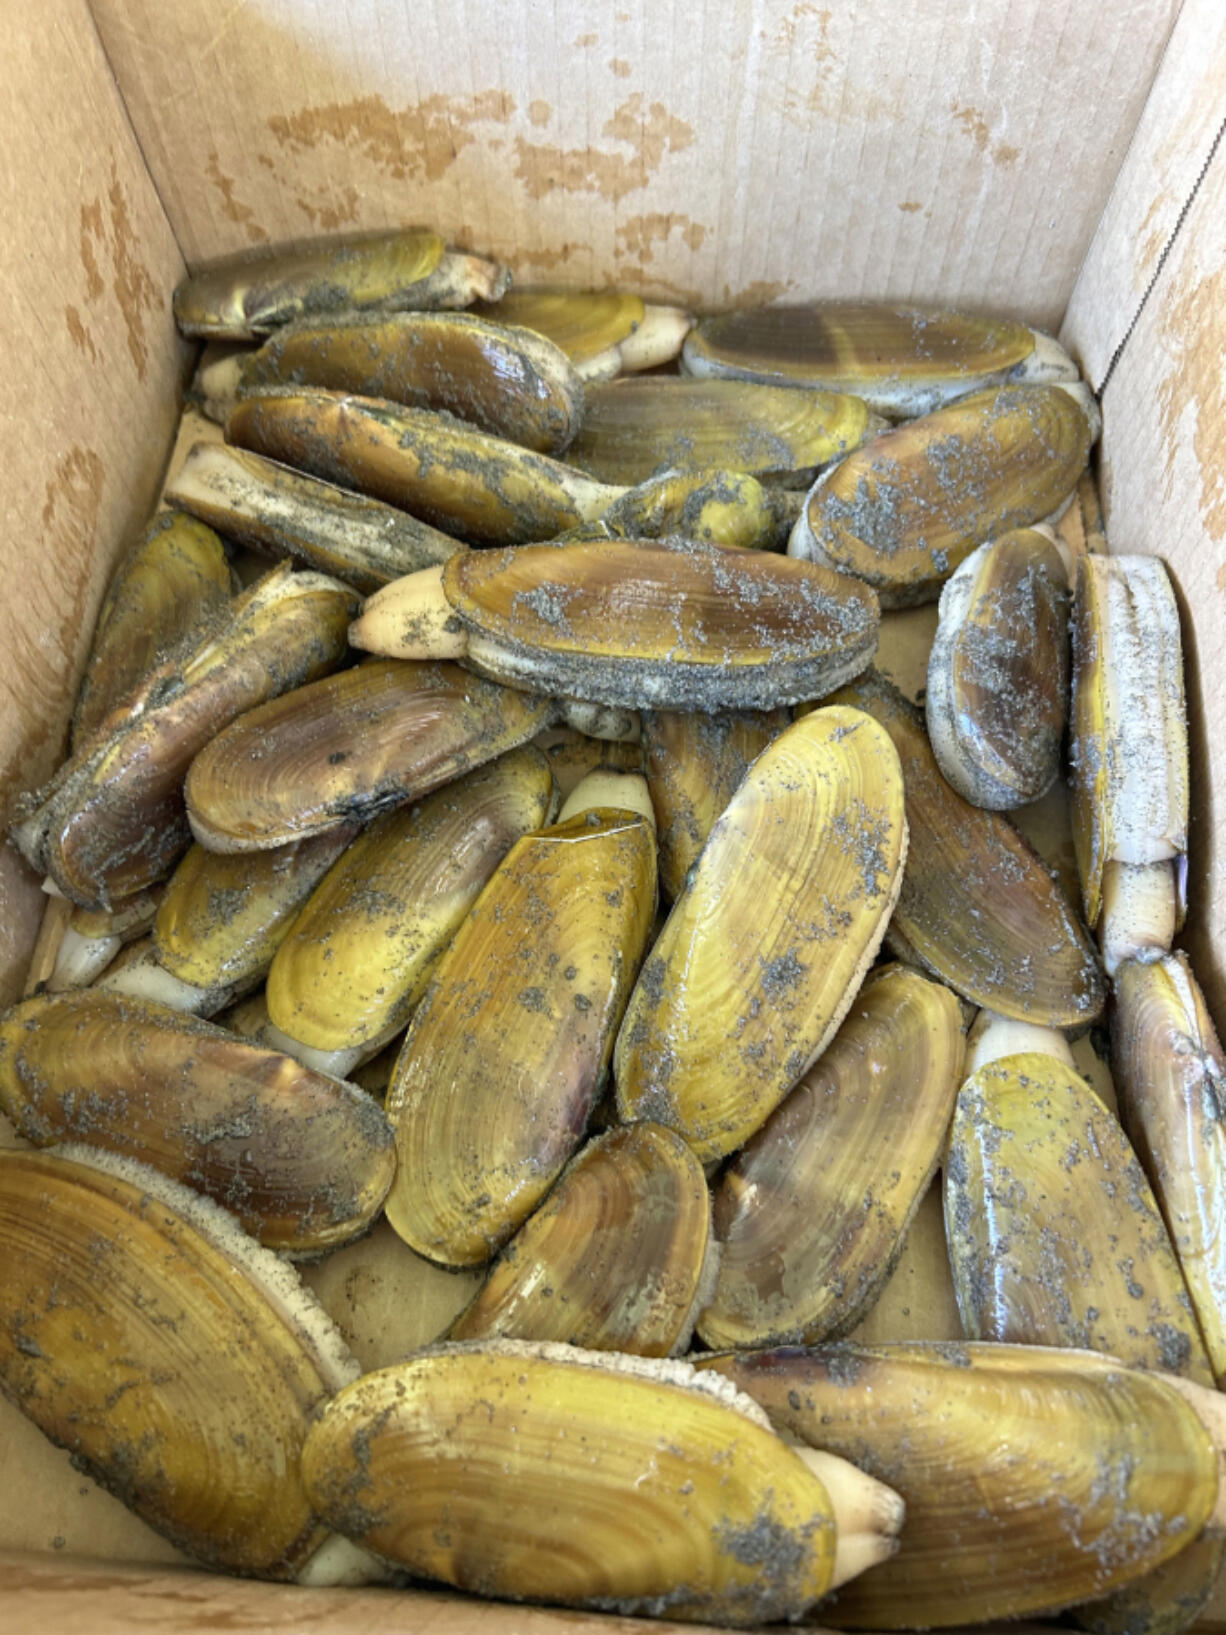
[698,963,963,1350]
[12,563,357,907]
[154,825,359,991]
[789,384,1096,606]
[73,512,233,748]
[473,287,692,381]
[926,527,1071,809]
[702,1342,1219,1628]
[1114,953,1226,1386]
[641,707,788,899]
[615,707,907,1164]
[0,989,394,1255]
[682,303,1078,418]
[565,377,881,486]
[185,659,551,852]
[236,311,584,454]
[827,671,1105,1025]
[448,1123,712,1355]
[228,388,620,546]
[266,746,554,1054]
[301,1341,840,1622]
[174,230,509,339]
[166,441,463,596]
[1070,553,1188,930]
[0,1145,362,1578]
[435,538,879,710]
[385,805,656,1266]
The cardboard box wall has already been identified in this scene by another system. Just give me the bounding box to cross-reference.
[1,0,1223,1625]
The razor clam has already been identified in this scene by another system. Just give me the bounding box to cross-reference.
[473,286,693,381]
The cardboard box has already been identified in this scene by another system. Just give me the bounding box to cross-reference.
[1,0,1224,1626]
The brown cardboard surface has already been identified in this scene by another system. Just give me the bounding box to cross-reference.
[90,0,1176,330]
[1062,0,1226,386]
[0,0,189,1006]
[1095,137,1226,1024]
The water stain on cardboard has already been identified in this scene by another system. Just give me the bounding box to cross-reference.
[574,31,599,48]
[294,184,362,233]
[77,163,165,380]
[512,242,590,271]
[267,90,516,184]
[514,93,694,202]
[1157,255,1226,542]
[609,58,631,78]
[204,152,269,246]
[951,103,1019,167]
[64,305,100,365]
[615,213,708,261]
[722,280,791,309]
[898,201,924,214]
[528,100,552,127]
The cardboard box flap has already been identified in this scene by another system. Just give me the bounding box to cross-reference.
[90,0,1177,331]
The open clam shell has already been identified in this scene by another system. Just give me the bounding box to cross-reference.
[266,746,554,1053]
[237,310,585,453]
[448,1123,712,1355]
[698,964,964,1349]
[166,441,463,595]
[615,707,907,1163]
[185,659,551,852]
[384,806,657,1267]
[682,303,1078,418]
[789,384,1095,606]
[0,989,394,1254]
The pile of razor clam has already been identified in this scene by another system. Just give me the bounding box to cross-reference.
[5,226,1226,1629]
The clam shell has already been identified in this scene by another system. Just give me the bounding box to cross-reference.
[166,441,463,595]
[238,311,585,453]
[615,707,907,1163]
[12,564,357,906]
[828,671,1105,1026]
[473,287,646,366]
[0,1146,358,1576]
[185,659,551,852]
[1113,953,1226,1386]
[641,706,788,899]
[600,469,795,550]
[702,1342,1219,1627]
[0,989,394,1254]
[925,528,1071,808]
[385,808,657,1266]
[228,388,619,545]
[444,537,880,710]
[301,1341,838,1622]
[173,229,446,338]
[566,378,880,486]
[698,964,963,1349]
[448,1123,712,1355]
[73,512,233,747]
[682,303,1077,417]
[790,384,1094,605]
[266,746,554,1052]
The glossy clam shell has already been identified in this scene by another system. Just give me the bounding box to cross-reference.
[0,1147,357,1576]
[615,707,907,1163]
[1113,953,1226,1385]
[444,537,880,710]
[681,303,1074,416]
[1070,554,1188,929]
[14,564,357,907]
[790,385,1093,605]
[448,1123,711,1355]
[828,671,1105,1025]
[926,529,1071,808]
[385,809,656,1267]
[73,512,233,747]
[0,989,395,1254]
[228,389,617,545]
[301,1342,837,1622]
[699,964,963,1349]
[239,311,585,453]
[266,746,554,1052]
[173,229,446,338]
[701,1342,1219,1628]
[641,707,788,899]
[566,378,879,485]
[166,441,463,596]
[472,288,645,365]
[154,825,358,989]
[185,659,551,852]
